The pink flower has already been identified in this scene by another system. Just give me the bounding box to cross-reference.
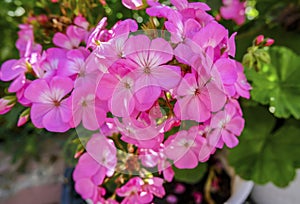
[24,76,73,132]
[16,24,42,57]
[174,71,226,123]
[164,126,202,169]
[74,16,89,30]
[116,177,165,204]
[0,41,41,93]
[171,0,210,11]
[233,62,251,99]
[73,153,107,202]
[57,49,89,78]
[86,134,117,176]
[71,86,107,130]
[164,11,201,44]
[139,146,175,182]
[122,0,144,10]
[53,25,86,49]
[115,116,164,149]
[209,100,245,148]
[220,0,246,25]
[40,48,67,79]
[73,134,117,203]
[124,35,181,110]
[193,21,228,49]
[97,72,137,117]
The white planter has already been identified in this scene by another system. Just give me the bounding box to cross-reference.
[225,176,254,204]
[251,169,300,204]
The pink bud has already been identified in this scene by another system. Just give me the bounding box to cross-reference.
[0,97,15,115]
[74,149,84,159]
[17,114,29,127]
[99,0,107,6]
[17,108,30,127]
[215,14,222,21]
[265,38,275,46]
[51,0,59,3]
[255,35,264,45]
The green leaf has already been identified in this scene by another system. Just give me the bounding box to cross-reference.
[173,162,207,184]
[247,46,300,119]
[229,106,300,187]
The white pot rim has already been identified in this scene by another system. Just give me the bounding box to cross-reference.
[225,175,254,204]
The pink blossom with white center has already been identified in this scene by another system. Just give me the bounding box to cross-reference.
[116,177,150,204]
[1,40,42,93]
[86,17,108,49]
[40,48,67,79]
[16,24,42,57]
[193,21,228,49]
[123,35,181,110]
[164,10,202,44]
[71,86,107,130]
[86,133,117,176]
[164,126,203,169]
[115,116,164,149]
[73,134,117,203]
[139,145,175,182]
[116,176,165,204]
[209,100,245,148]
[174,71,226,123]
[197,124,217,162]
[220,0,246,25]
[97,72,137,117]
[58,49,89,77]
[24,76,73,132]
[53,25,87,49]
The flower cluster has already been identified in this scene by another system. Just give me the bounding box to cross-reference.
[0,0,251,203]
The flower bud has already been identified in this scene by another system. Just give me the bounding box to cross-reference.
[265,38,275,46]
[17,108,30,127]
[0,96,16,115]
[255,35,264,45]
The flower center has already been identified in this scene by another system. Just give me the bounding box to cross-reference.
[194,88,200,95]
[53,100,60,107]
[144,66,151,74]
[124,82,131,89]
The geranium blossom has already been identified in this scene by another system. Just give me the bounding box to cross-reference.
[116,177,165,204]
[174,71,226,122]
[124,35,181,110]
[209,100,245,148]
[164,126,202,169]
[220,0,246,25]
[24,76,73,132]
[0,1,252,203]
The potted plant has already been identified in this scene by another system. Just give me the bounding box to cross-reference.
[1,0,300,204]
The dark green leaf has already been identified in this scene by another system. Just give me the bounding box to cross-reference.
[247,46,300,119]
[229,106,300,187]
[173,162,207,184]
